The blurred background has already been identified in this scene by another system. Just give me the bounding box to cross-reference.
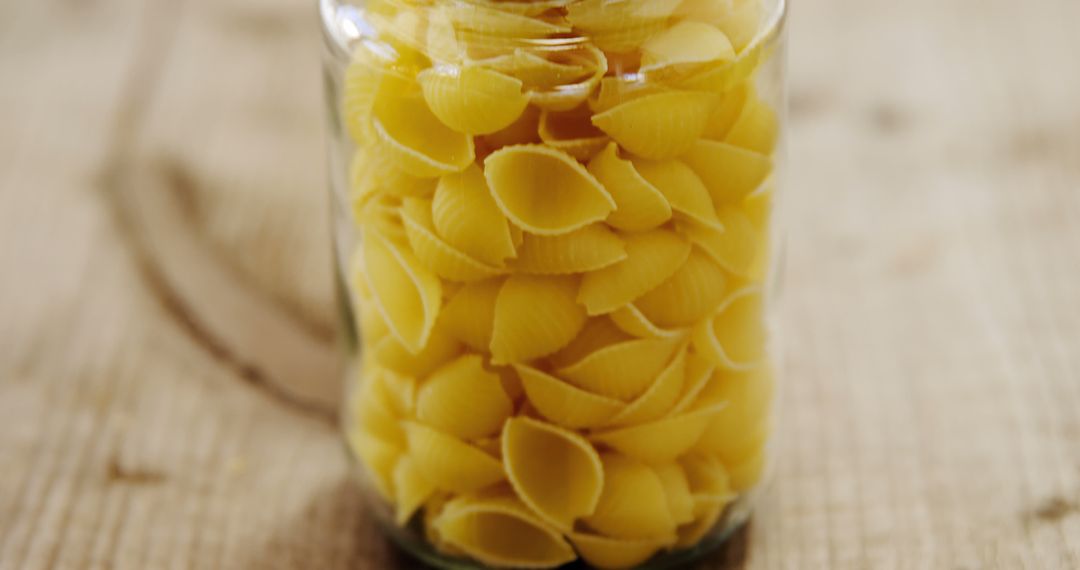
[1,0,1078,568]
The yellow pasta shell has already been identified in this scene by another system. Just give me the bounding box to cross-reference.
[490,275,587,364]
[481,104,542,150]
[635,248,729,328]
[679,206,759,278]
[694,364,775,460]
[588,76,669,114]
[632,158,723,230]
[680,453,733,500]
[372,75,475,178]
[485,145,616,235]
[416,355,513,439]
[583,453,677,540]
[691,287,766,371]
[418,65,529,135]
[703,82,751,140]
[590,405,725,463]
[674,499,724,548]
[727,445,768,492]
[503,417,604,531]
[512,224,627,275]
[343,48,384,145]
[654,462,696,525]
[670,351,717,415]
[525,45,609,112]
[591,91,718,159]
[372,326,460,379]
[683,139,772,206]
[401,197,506,282]
[347,430,402,501]
[606,347,687,428]
[481,49,591,90]
[569,532,671,569]
[515,364,625,429]
[579,229,692,315]
[423,493,467,556]
[362,228,443,353]
[353,377,406,447]
[587,143,673,232]
[375,367,418,417]
[538,107,610,161]
[566,0,683,53]
[440,278,502,350]
[431,164,517,266]
[434,494,577,568]
[641,21,735,71]
[445,3,571,38]
[403,421,506,494]
[726,93,779,154]
[609,303,686,340]
[548,317,631,369]
[392,456,437,526]
[558,337,681,401]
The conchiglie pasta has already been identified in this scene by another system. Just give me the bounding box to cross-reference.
[634,248,729,328]
[703,83,751,141]
[482,48,591,90]
[372,75,475,178]
[726,92,780,154]
[372,327,460,379]
[512,224,627,275]
[418,65,529,134]
[579,229,692,315]
[670,352,717,415]
[347,429,402,501]
[548,316,631,369]
[393,456,437,526]
[606,348,687,427]
[527,45,609,112]
[674,500,725,548]
[631,158,722,230]
[431,164,517,266]
[440,278,502,350]
[588,76,670,114]
[362,228,442,353]
[434,494,577,569]
[515,364,625,429]
[445,3,571,38]
[610,303,686,340]
[503,417,604,531]
[400,198,506,282]
[481,104,542,149]
[654,462,696,525]
[403,422,507,494]
[587,143,672,232]
[558,337,681,401]
[727,446,768,492]
[342,48,383,145]
[693,364,775,461]
[590,405,725,463]
[680,454,733,500]
[692,287,766,371]
[485,145,616,235]
[679,206,760,278]
[566,0,683,53]
[569,533,671,569]
[416,355,513,439]
[591,91,717,159]
[490,275,587,364]
[683,139,772,206]
[538,106,610,161]
[641,21,735,71]
[583,453,677,540]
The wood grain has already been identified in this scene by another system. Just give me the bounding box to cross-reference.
[2,0,1079,568]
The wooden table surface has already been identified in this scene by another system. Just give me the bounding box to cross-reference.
[2,0,1079,568]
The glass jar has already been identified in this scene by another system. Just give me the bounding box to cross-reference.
[321,0,786,566]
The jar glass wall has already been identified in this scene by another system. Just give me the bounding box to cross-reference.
[321,0,786,567]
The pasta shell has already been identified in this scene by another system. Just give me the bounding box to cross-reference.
[343,48,383,145]
[503,417,604,531]
[691,287,766,371]
[583,453,677,540]
[683,139,772,206]
[485,145,616,235]
[641,21,735,71]
[432,164,517,266]
[715,0,764,53]
[743,185,773,230]
[527,45,609,112]
[481,104,542,150]
[416,355,513,439]
[347,430,402,501]
[588,76,669,114]
[728,446,768,492]
[372,75,475,178]
[490,275,587,364]
[418,65,529,135]
[362,228,442,352]
[558,337,681,401]
[634,248,729,328]
[482,49,590,90]
[515,364,625,429]
[609,304,686,340]
[674,500,724,548]
[726,93,779,154]
[494,364,525,402]
[591,91,718,159]
[632,158,723,230]
[434,494,577,568]
[579,229,692,315]
[538,107,610,161]
[693,365,775,461]
[512,224,627,275]
[680,453,733,500]
[372,326,461,379]
[605,348,687,427]
[703,83,751,140]
[654,462,696,525]
[353,379,406,446]
[566,0,683,53]
[401,197,505,282]
[352,144,439,202]
[425,7,466,64]
[548,317,631,369]
[669,352,717,415]
[586,143,672,232]
[445,3,571,38]
[376,367,418,417]
[569,533,671,569]
[423,493,467,556]
[393,456,437,526]
[590,405,725,463]
[675,39,764,94]
[679,207,759,278]
[403,421,507,494]
[440,278,502,350]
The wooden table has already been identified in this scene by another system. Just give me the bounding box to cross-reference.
[2,0,1079,567]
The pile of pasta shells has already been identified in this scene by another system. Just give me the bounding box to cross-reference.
[342,0,779,567]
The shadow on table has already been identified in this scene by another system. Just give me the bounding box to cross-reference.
[249,477,751,569]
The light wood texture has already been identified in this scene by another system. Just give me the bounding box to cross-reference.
[2,0,1079,568]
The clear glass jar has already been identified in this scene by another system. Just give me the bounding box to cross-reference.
[321,0,786,566]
